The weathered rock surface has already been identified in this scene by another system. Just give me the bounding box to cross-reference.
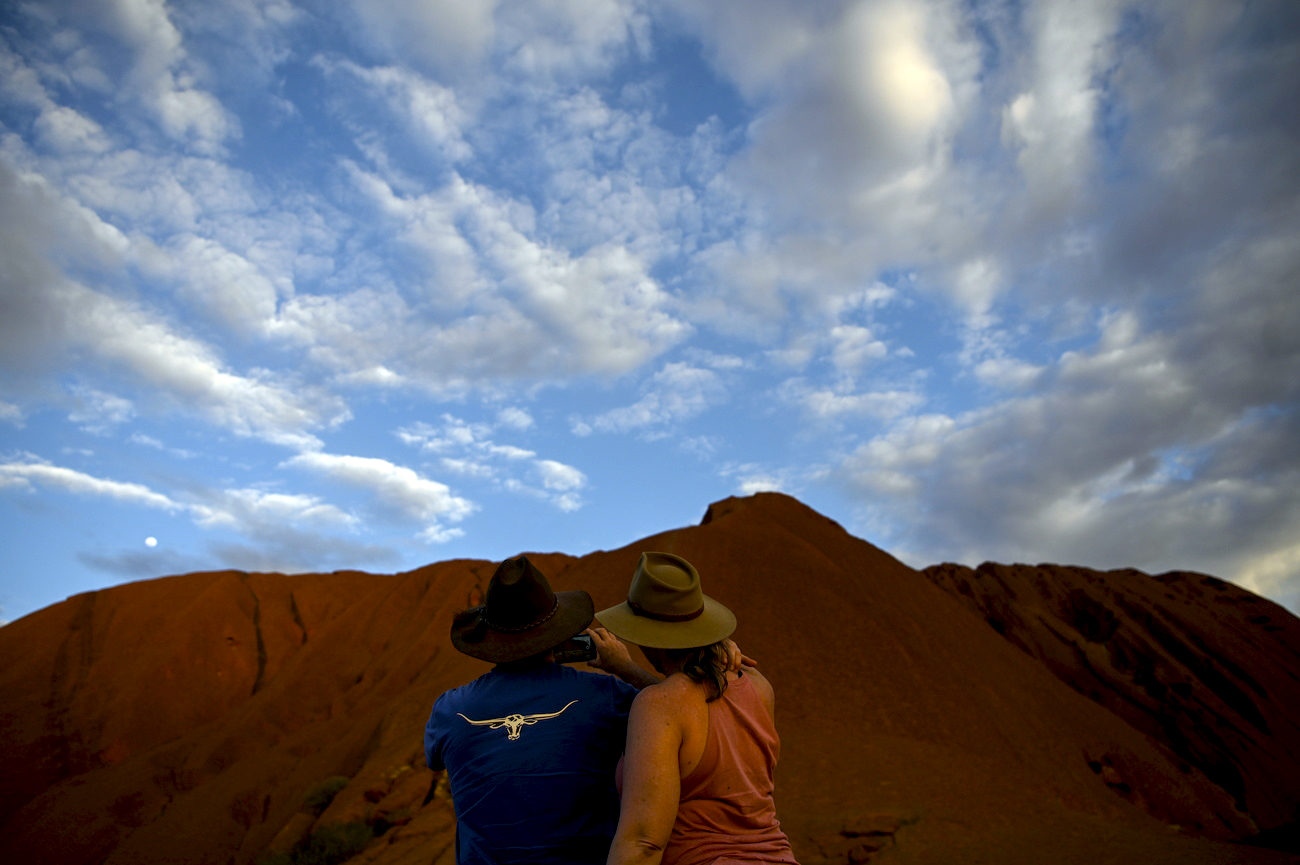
[1,493,1297,865]
[922,562,1300,835]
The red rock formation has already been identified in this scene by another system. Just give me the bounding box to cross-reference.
[922,561,1300,836]
[1,493,1297,865]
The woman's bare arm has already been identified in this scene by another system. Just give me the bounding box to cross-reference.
[607,683,687,865]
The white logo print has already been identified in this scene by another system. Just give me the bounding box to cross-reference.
[457,700,579,740]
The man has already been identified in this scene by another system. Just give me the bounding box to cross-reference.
[424,555,659,865]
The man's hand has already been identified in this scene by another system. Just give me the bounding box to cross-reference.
[585,627,662,690]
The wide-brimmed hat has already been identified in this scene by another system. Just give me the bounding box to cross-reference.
[451,555,594,663]
[596,552,735,650]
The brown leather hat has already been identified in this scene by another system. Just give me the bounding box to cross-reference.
[596,552,735,650]
[451,555,594,663]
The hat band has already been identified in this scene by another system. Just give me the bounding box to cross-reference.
[627,597,704,622]
[484,597,559,632]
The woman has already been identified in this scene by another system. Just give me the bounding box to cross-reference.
[594,552,799,865]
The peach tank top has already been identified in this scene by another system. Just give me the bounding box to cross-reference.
[662,673,799,865]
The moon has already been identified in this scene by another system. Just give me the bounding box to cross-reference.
[145,537,158,547]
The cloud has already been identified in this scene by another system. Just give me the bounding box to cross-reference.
[0,458,361,553]
[140,234,281,334]
[44,0,241,153]
[278,167,691,390]
[344,0,499,76]
[191,488,357,533]
[344,0,647,82]
[0,401,25,427]
[828,325,889,376]
[583,362,726,434]
[319,59,472,165]
[204,532,403,575]
[536,459,585,492]
[1000,0,1123,219]
[78,546,208,579]
[284,451,475,539]
[675,0,990,332]
[495,0,649,80]
[838,296,1300,598]
[782,382,924,422]
[497,407,535,430]
[0,458,181,511]
[0,162,345,449]
[68,386,135,433]
[397,415,586,511]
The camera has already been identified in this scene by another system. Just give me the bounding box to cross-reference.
[552,634,597,664]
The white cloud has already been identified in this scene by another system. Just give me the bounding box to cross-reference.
[418,523,466,543]
[662,0,818,102]
[440,457,497,480]
[973,357,1044,390]
[68,386,135,433]
[282,167,691,389]
[535,459,585,492]
[72,283,341,448]
[34,104,113,154]
[0,161,341,449]
[0,458,180,511]
[96,0,239,152]
[829,325,888,376]
[1000,0,1123,217]
[0,457,358,550]
[140,234,281,333]
[192,488,357,533]
[787,384,924,422]
[838,284,1300,599]
[344,0,647,83]
[327,60,472,163]
[586,362,726,434]
[738,474,784,495]
[397,415,584,511]
[0,401,25,427]
[345,0,499,76]
[497,407,535,430]
[495,0,649,80]
[841,413,957,498]
[284,452,476,536]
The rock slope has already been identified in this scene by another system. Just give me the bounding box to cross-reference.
[922,561,1300,835]
[1,493,1297,865]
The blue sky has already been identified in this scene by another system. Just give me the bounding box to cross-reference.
[2,0,1298,625]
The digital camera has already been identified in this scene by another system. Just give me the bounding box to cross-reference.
[553,634,597,664]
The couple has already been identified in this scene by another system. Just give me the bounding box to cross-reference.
[424,552,799,865]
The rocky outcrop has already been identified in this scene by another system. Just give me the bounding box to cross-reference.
[923,562,1300,837]
[2,493,1298,865]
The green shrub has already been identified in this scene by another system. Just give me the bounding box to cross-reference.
[292,822,375,865]
[302,776,350,815]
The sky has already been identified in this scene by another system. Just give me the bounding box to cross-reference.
[1,0,1298,626]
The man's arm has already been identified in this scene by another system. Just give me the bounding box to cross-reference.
[424,700,446,771]
[584,627,662,690]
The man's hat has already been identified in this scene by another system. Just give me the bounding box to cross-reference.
[596,552,735,650]
[451,555,594,663]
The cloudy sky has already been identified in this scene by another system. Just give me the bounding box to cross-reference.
[2,0,1297,625]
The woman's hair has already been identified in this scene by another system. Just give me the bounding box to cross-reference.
[665,641,730,701]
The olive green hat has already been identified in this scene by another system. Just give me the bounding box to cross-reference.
[596,552,735,650]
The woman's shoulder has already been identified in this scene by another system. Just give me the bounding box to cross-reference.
[632,670,707,711]
[737,667,776,714]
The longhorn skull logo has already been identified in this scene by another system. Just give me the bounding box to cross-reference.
[457,700,579,740]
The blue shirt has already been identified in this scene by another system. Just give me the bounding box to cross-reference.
[425,663,638,865]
